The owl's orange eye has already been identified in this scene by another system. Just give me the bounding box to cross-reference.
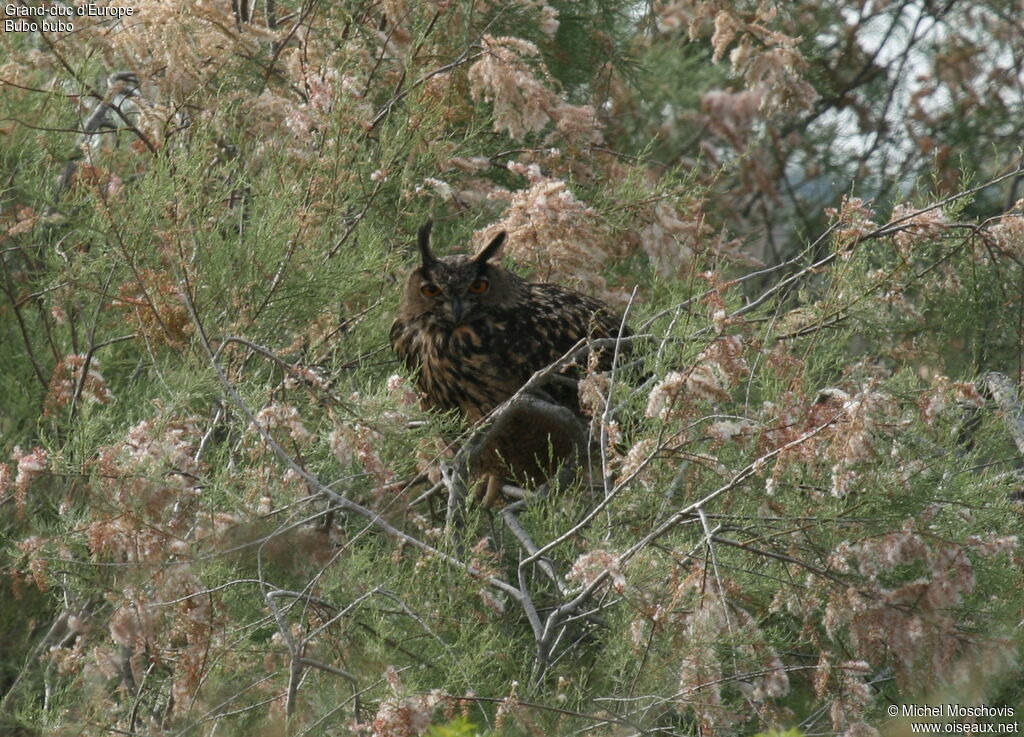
[420,283,442,297]
[467,278,489,294]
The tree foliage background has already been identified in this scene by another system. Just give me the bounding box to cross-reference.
[2,0,1024,735]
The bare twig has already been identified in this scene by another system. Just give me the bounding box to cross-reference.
[500,501,568,596]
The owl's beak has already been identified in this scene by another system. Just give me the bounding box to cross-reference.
[450,295,464,324]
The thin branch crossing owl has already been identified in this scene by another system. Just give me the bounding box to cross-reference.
[390,221,629,499]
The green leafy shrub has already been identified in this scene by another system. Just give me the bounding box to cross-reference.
[2,1,1024,735]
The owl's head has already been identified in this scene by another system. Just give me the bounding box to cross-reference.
[400,221,525,325]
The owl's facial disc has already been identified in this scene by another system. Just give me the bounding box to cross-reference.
[412,235,505,326]
[415,270,465,325]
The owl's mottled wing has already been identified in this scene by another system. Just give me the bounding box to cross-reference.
[494,283,627,376]
[474,283,628,415]
[389,317,421,374]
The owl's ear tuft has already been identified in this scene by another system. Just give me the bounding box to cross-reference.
[418,221,437,269]
[473,231,506,265]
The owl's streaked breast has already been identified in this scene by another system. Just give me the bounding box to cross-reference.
[391,308,527,422]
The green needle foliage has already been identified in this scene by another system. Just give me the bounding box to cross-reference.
[2,1,1024,735]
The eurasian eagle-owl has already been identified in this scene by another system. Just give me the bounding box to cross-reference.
[390,221,628,501]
